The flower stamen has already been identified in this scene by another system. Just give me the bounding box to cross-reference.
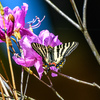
[25,16,45,29]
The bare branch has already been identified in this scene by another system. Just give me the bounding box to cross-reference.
[83,29,100,64]
[23,66,64,100]
[69,0,84,30]
[0,81,5,100]
[50,70,100,89]
[23,68,30,100]
[45,0,81,30]
[83,0,88,27]
[45,0,100,64]
[0,77,10,100]
[20,68,24,100]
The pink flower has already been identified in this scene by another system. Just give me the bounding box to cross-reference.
[13,30,62,78]
[38,30,62,77]
[13,34,43,79]
[0,3,33,43]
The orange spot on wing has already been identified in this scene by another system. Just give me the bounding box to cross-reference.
[49,62,56,66]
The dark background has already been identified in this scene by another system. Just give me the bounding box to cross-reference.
[0,0,100,100]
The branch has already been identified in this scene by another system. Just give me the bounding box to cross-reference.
[70,0,100,64]
[44,71,64,100]
[2,18,18,100]
[45,0,81,30]
[69,0,84,30]
[83,0,88,27]
[50,70,100,89]
[23,68,30,100]
[20,68,24,100]
[0,77,10,100]
[0,58,16,99]
[83,29,100,64]
[0,3,18,99]
[45,0,100,65]
[0,81,5,100]
[22,66,64,100]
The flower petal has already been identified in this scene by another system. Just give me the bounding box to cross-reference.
[50,66,58,77]
[13,3,28,28]
[34,60,44,79]
[12,56,36,67]
[20,28,35,37]
[39,30,62,46]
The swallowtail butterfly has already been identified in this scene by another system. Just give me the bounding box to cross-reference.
[31,42,78,70]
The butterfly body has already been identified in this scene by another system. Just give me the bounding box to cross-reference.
[31,42,78,70]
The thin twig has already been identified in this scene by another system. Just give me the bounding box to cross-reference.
[32,72,64,100]
[2,16,18,100]
[0,77,11,100]
[0,3,18,98]
[83,0,88,27]
[20,68,24,100]
[70,0,100,64]
[45,0,100,65]
[44,71,64,100]
[17,91,35,100]
[50,70,100,89]
[83,29,100,64]
[0,81,5,100]
[0,58,16,98]
[22,66,64,100]
[23,68,30,100]
[69,0,84,30]
[44,71,53,86]
[45,0,81,30]
[11,37,20,50]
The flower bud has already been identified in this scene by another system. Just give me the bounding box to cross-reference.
[8,14,15,22]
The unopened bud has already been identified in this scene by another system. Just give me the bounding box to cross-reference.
[8,14,15,22]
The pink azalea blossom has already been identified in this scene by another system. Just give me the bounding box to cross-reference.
[0,3,33,43]
[38,30,62,77]
[13,34,43,79]
[13,30,62,78]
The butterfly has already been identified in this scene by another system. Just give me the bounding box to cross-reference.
[31,42,78,70]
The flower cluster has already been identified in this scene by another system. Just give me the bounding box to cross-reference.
[0,3,62,79]
[13,30,62,79]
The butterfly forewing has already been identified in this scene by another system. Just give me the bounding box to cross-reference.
[53,42,78,68]
[31,43,50,64]
[31,43,47,58]
[64,42,78,57]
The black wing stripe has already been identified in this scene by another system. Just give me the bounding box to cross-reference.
[59,44,63,57]
[62,42,70,56]
[38,44,46,57]
[57,45,60,58]
[31,43,42,57]
[31,43,47,58]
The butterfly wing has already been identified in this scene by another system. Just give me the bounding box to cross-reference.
[31,42,78,69]
[53,42,78,68]
[31,43,50,64]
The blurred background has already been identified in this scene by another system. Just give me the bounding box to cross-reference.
[0,0,100,100]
